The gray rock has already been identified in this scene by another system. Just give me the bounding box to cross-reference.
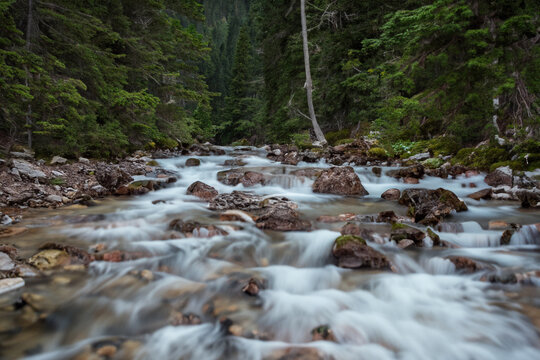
[51,170,65,177]
[9,151,34,160]
[50,156,68,165]
[0,252,16,271]
[78,157,90,164]
[0,278,25,295]
[11,159,46,180]
[406,152,430,162]
[46,195,63,203]
[1,214,13,225]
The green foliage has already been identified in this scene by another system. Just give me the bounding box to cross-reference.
[452,146,510,170]
[325,129,351,146]
[367,147,389,160]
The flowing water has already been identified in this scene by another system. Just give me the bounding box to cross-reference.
[1,147,539,360]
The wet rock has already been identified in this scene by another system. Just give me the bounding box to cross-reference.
[0,278,25,295]
[219,210,255,223]
[447,256,483,273]
[467,188,492,200]
[488,220,508,230]
[95,165,132,192]
[387,164,424,179]
[500,230,514,245]
[516,188,540,208]
[169,219,228,238]
[311,325,336,342]
[50,156,67,165]
[1,214,13,225]
[0,252,16,271]
[317,213,357,223]
[397,239,415,249]
[28,243,93,270]
[403,177,419,184]
[11,159,46,181]
[217,170,265,187]
[376,210,399,224]
[255,205,311,231]
[332,235,389,269]
[209,191,264,211]
[170,311,202,326]
[96,345,117,357]
[186,181,218,201]
[390,223,426,245]
[312,166,368,196]
[185,158,201,167]
[282,151,301,165]
[45,194,62,203]
[224,159,246,167]
[0,227,28,238]
[381,188,400,201]
[372,167,382,177]
[399,188,468,225]
[242,278,262,296]
[484,166,513,187]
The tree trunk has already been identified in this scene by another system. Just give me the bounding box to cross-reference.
[300,0,326,145]
[25,0,33,149]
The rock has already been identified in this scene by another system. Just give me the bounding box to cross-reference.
[255,204,311,231]
[484,166,513,187]
[219,210,255,223]
[467,188,492,200]
[10,151,34,160]
[311,325,336,342]
[217,170,265,187]
[78,157,90,164]
[489,220,508,230]
[224,159,246,167]
[390,223,426,245]
[399,188,468,225]
[170,311,202,326]
[290,168,324,180]
[0,227,28,238]
[46,195,63,203]
[500,230,514,245]
[403,177,419,184]
[381,188,400,201]
[186,181,218,201]
[372,167,382,177]
[516,188,540,208]
[50,156,68,165]
[312,166,368,196]
[95,165,132,192]
[185,158,201,167]
[447,256,482,273]
[242,278,262,296]
[209,191,264,211]
[405,152,431,162]
[0,252,16,271]
[397,239,415,249]
[1,214,13,225]
[169,219,228,238]
[332,235,389,269]
[96,345,117,358]
[11,159,46,180]
[28,243,93,270]
[317,213,357,223]
[0,278,25,295]
[376,210,399,224]
[387,164,425,179]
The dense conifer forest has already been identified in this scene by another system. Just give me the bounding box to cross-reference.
[1,0,539,169]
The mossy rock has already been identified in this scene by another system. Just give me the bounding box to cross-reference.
[334,235,366,249]
[49,177,65,186]
[489,160,523,173]
[146,160,159,166]
[391,222,408,231]
[452,146,509,171]
[335,138,355,146]
[367,147,389,160]
[421,158,444,169]
[426,228,440,246]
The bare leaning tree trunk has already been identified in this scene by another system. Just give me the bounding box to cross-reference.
[300,0,326,145]
[25,0,34,149]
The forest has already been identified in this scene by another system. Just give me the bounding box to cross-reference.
[1,0,539,167]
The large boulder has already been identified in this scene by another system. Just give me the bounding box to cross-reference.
[484,166,513,187]
[332,235,389,269]
[387,164,425,179]
[186,181,218,201]
[209,191,265,211]
[312,166,368,195]
[255,204,311,232]
[516,189,540,208]
[381,188,400,201]
[399,188,468,225]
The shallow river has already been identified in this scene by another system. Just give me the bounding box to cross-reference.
[1,147,539,359]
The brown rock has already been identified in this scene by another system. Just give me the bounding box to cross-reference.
[312,167,368,196]
[242,278,262,296]
[311,325,336,342]
[397,239,415,249]
[332,235,389,269]
[381,188,400,201]
[185,158,201,167]
[217,170,265,187]
[376,210,398,224]
[403,177,419,184]
[448,256,482,273]
[387,164,425,179]
[390,224,426,245]
[317,213,356,223]
[484,167,513,187]
[255,205,311,232]
[187,181,218,201]
[399,188,468,225]
[467,188,492,201]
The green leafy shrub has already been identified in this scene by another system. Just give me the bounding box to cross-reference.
[325,129,351,146]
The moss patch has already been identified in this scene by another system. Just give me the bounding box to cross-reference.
[335,235,366,248]
[367,147,389,159]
